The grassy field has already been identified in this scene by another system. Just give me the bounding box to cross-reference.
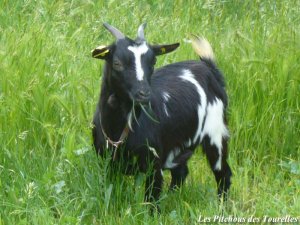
[1,0,300,224]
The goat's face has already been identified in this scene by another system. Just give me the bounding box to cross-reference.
[92,23,179,105]
[108,38,155,104]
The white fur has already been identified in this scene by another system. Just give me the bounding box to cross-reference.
[191,37,215,61]
[162,91,171,117]
[164,148,180,169]
[128,42,149,81]
[184,138,192,148]
[163,104,169,117]
[179,69,207,144]
[162,91,170,102]
[201,98,229,171]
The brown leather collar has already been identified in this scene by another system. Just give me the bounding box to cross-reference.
[99,113,130,161]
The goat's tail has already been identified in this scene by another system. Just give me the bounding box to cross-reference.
[191,36,226,88]
[191,36,215,62]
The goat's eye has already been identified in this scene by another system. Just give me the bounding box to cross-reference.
[113,59,123,71]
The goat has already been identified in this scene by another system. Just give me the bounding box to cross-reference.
[91,23,232,209]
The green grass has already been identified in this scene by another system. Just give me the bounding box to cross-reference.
[1,0,300,224]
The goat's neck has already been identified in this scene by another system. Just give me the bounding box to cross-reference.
[99,63,132,141]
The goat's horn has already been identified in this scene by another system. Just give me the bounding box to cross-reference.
[103,22,125,40]
[137,23,147,40]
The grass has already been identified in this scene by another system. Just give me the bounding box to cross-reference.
[0,0,300,224]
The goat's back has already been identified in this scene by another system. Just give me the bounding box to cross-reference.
[127,60,227,153]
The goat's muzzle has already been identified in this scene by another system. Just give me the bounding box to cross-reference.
[135,89,151,105]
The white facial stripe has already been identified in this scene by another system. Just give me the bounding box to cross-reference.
[128,42,149,81]
[179,69,207,144]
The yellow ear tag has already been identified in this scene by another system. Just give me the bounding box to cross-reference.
[161,47,166,54]
[98,49,109,57]
[92,45,109,58]
[94,49,109,58]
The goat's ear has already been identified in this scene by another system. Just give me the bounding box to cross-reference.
[92,45,110,59]
[152,43,180,56]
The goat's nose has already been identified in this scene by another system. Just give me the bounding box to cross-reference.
[137,90,150,97]
[135,89,151,104]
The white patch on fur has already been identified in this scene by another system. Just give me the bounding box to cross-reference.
[184,138,192,148]
[128,42,149,81]
[162,92,170,102]
[179,69,207,144]
[164,148,180,169]
[201,98,229,171]
[162,91,171,117]
[163,104,169,117]
[215,157,222,171]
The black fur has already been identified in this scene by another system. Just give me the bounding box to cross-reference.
[92,25,232,210]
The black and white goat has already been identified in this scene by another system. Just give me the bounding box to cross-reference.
[92,23,232,206]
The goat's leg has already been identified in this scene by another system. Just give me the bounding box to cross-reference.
[92,107,106,156]
[202,135,232,199]
[144,168,163,212]
[169,163,189,190]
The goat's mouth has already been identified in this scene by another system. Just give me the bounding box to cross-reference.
[128,94,149,106]
[131,90,151,105]
[134,97,150,106]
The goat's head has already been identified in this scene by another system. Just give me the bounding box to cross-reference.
[92,23,179,105]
